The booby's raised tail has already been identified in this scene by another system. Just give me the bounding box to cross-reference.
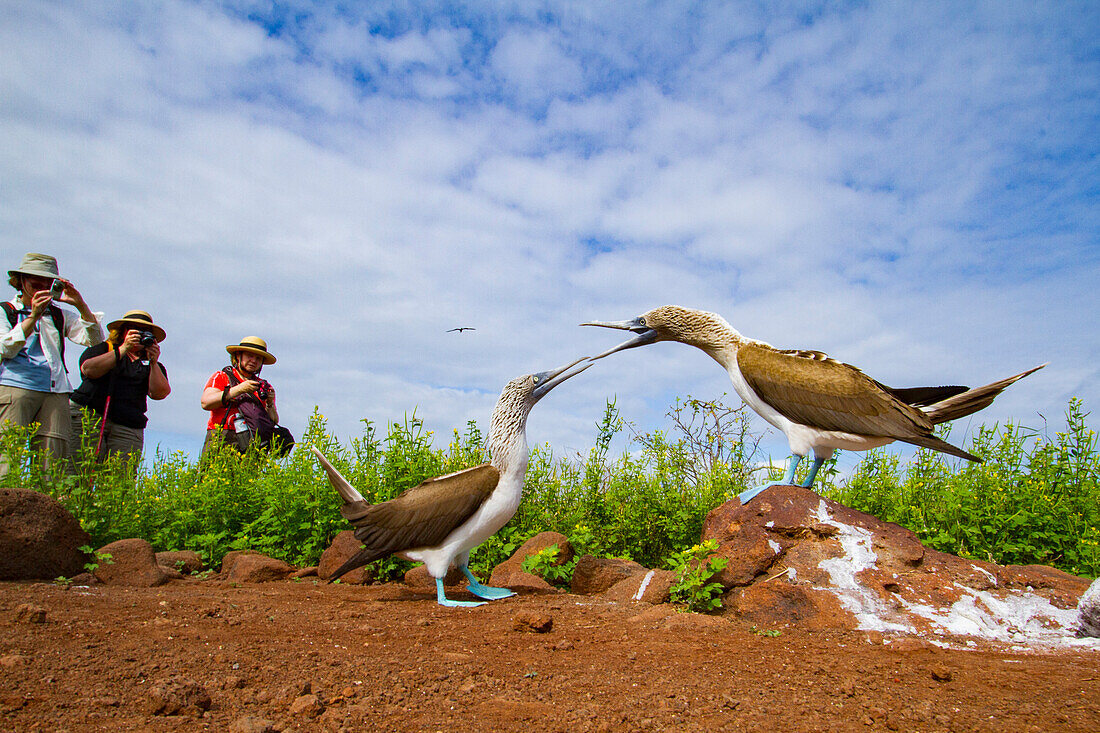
[313,356,592,607]
[582,305,1044,504]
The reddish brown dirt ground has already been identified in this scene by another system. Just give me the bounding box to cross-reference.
[1,579,1097,732]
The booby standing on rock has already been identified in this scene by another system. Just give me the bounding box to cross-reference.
[582,305,1044,504]
[312,357,592,607]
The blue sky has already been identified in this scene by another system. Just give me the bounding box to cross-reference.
[1,1,1097,468]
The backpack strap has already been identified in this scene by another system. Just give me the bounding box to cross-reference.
[1,302,67,372]
[48,305,66,372]
[219,366,238,429]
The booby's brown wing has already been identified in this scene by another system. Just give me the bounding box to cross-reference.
[736,343,934,438]
[349,463,500,557]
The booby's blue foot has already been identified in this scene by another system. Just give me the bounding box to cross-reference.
[738,455,804,505]
[436,577,485,608]
[737,483,774,504]
[460,566,515,601]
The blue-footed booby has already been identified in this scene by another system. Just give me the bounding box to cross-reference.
[312,357,591,607]
[582,305,1044,504]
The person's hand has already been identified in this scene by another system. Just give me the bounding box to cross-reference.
[29,290,52,320]
[51,278,86,309]
[145,340,161,363]
[119,330,143,357]
[233,379,262,398]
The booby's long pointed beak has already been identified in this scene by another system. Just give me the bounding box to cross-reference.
[532,356,593,400]
[579,317,658,361]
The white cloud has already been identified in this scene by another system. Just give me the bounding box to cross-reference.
[0,0,1095,470]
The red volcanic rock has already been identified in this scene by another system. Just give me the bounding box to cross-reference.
[603,568,676,604]
[570,556,646,595]
[220,551,294,583]
[318,530,372,584]
[700,485,1092,642]
[0,488,91,580]
[156,550,205,575]
[489,531,574,593]
[94,539,170,587]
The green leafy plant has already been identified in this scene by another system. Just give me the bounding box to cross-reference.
[79,545,113,574]
[521,544,576,587]
[667,539,728,613]
[750,626,783,637]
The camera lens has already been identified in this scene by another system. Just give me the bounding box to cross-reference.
[138,330,156,346]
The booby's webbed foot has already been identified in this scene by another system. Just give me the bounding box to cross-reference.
[460,566,515,601]
[737,482,782,505]
[436,578,485,608]
[739,455,802,504]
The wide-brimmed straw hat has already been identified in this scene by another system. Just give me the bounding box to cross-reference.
[8,253,60,286]
[227,336,276,365]
[107,310,167,342]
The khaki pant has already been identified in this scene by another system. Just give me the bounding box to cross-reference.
[69,403,144,468]
[0,385,72,476]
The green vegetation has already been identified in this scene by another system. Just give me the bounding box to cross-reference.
[667,539,729,612]
[1,397,1096,583]
[520,544,576,587]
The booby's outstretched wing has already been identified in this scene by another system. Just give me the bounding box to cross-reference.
[737,344,978,460]
[312,447,499,580]
[347,464,500,552]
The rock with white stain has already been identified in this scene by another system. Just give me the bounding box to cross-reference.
[701,485,1094,644]
[603,568,676,604]
[1075,577,1100,638]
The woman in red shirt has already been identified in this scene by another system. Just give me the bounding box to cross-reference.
[200,336,278,455]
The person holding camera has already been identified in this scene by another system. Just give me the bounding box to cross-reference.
[69,310,170,466]
[201,336,292,456]
[0,253,104,475]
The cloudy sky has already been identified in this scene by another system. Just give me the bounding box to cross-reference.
[2,1,1097,469]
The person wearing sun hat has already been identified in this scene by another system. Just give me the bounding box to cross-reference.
[200,336,290,455]
[0,253,104,475]
[69,310,170,467]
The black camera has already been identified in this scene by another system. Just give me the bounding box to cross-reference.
[49,279,64,299]
[137,330,157,347]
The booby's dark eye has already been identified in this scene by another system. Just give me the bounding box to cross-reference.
[638,318,647,327]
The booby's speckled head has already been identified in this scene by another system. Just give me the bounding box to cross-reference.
[488,357,592,453]
[581,305,738,359]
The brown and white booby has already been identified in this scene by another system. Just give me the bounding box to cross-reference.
[312,357,592,607]
[582,305,1044,503]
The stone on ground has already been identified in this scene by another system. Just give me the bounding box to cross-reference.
[220,551,294,583]
[317,530,372,584]
[156,550,205,575]
[94,538,169,587]
[570,555,646,595]
[489,531,573,592]
[0,488,91,580]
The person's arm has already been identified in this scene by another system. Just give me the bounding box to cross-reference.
[266,393,279,424]
[80,343,120,380]
[201,373,261,411]
[56,279,104,345]
[145,341,170,400]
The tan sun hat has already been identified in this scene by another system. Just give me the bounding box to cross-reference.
[226,336,276,365]
[8,253,60,288]
[107,310,167,342]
